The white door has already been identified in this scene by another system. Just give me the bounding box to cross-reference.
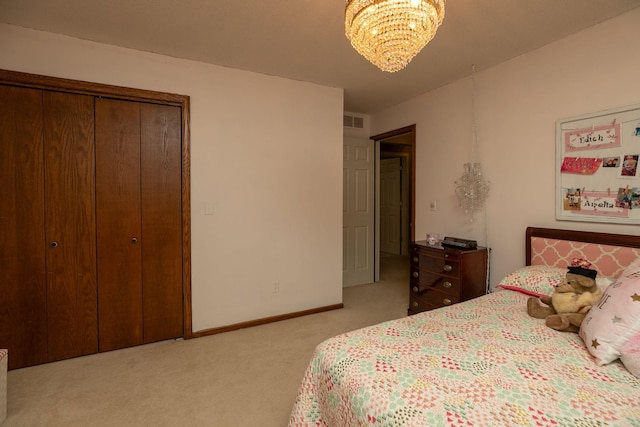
[380,157,402,254]
[343,137,374,287]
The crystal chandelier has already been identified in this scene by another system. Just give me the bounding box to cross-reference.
[455,66,490,222]
[455,162,490,221]
[345,0,446,73]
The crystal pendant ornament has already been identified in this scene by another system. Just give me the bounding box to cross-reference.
[455,162,490,222]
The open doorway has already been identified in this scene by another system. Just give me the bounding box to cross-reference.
[371,125,415,282]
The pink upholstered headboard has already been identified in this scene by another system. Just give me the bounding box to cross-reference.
[526,227,640,279]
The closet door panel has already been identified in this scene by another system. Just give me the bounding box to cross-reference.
[43,91,98,361]
[0,86,48,369]
[95,98,143,352]
[140,104,183,342]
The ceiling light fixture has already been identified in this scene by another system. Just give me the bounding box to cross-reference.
[345,0,445,73]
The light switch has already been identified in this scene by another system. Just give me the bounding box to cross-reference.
[204,202,214,215]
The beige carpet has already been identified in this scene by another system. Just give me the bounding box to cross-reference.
[5,254,408,427]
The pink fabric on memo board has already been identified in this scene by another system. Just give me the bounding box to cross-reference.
[530,237,640,278]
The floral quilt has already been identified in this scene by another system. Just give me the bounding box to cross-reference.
[289,291,640,426]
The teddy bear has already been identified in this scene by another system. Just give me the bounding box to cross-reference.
[527,259,603,333]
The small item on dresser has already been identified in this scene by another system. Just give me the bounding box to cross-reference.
[441,236,477,249]
[426,232,440,246]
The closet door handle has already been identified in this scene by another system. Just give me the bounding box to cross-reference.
[50,241,58,248]
[131,237,138,244]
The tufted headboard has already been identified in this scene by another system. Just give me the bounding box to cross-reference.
[526,227,640,279]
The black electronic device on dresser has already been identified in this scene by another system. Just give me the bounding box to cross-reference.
[440,236,478,249]
[408,240,488,315]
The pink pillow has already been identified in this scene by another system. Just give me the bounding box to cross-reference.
[620,332,640,378]
[496,265,565,297]
[579,260,640,365]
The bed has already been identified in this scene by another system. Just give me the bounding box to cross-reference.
[289,227,640,426]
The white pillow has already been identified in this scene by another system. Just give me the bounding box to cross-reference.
[579,260,640,365]
[620,332,640,378]
[596,276,614,291]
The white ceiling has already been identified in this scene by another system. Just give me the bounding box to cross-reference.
[2,0,639,114]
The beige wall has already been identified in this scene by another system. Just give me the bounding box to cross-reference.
[0,23,344,332]
[371,8,640,287]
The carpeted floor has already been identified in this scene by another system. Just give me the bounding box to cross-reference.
[4,254,408,427]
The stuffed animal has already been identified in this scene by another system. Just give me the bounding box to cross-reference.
[527,259,603,333]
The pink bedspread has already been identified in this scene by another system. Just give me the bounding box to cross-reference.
[289,291,640,426]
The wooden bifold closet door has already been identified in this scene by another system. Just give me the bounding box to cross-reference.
[0,87,99,368]
[0,86,49,368]
[43,91,99,361]
[0,73,188,370]
[95,98,183,352]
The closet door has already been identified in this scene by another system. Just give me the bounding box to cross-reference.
[96,99,183,350]
[43,91,98,361]
[95,98,144,352]
[0,86,48,369]
[140,104,183,343]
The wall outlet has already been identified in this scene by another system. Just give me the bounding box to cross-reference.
[272,282,280,293]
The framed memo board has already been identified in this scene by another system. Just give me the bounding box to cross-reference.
[557,103,640,224]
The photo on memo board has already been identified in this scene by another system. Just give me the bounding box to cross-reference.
[557,103,640,224]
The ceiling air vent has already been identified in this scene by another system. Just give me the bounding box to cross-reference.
[343,114,364,129]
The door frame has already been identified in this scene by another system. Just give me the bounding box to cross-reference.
[371,125,416,280]
[0,69,194,339]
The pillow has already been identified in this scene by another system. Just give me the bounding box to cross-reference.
[579,260,640,365]
[496,265,566,297]
[620,332,640,378]
[596,276,614,292]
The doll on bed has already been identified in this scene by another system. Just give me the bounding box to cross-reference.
[527,258,603,333]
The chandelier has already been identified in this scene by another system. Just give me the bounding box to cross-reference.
[455,162,490,221]
[454,66,490,222]
[345,0,446,73]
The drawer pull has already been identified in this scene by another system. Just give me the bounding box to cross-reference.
[443,298,452,305]
[412,271,419,278]
[412,256,419,263]
[443,281,452,288]
[412,286,419,293]
[443,264,453,272]
[412,301,419,307]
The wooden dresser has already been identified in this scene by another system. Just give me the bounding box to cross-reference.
[408,241,488,315]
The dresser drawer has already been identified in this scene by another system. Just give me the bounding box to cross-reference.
[411,254,459,276]
[411,254,460,276]
[409,289,459,312]
[410,273,460,295]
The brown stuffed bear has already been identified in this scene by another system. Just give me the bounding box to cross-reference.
[527,259,603,333]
